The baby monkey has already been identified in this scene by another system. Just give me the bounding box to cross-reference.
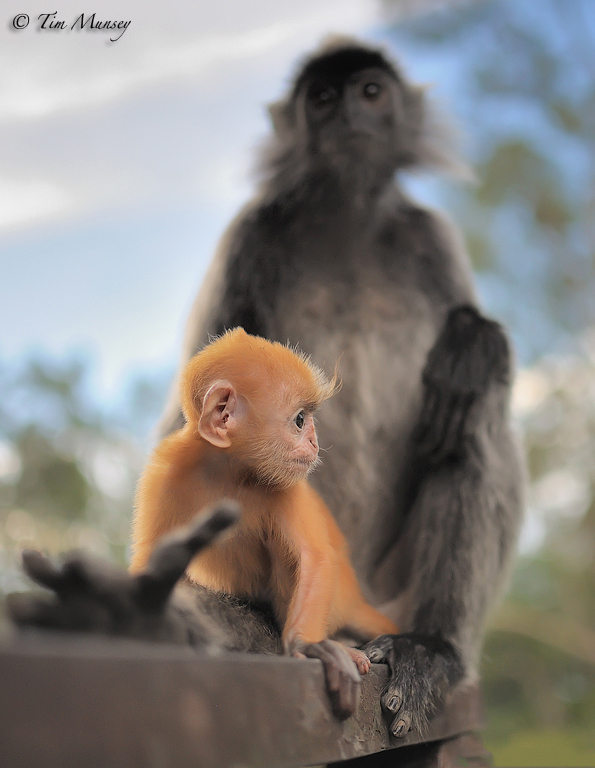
[131,328,398,715]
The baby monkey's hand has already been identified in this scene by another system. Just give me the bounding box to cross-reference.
[290,638,365,720]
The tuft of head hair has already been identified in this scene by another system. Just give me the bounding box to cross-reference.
[261,36,471,182]
[180,328,339,423]
[290,37,399,99]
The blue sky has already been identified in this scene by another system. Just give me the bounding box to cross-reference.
[3,1,593,558]
[3,0,592,393]
[1,0,401,401]
[5,0,568,402]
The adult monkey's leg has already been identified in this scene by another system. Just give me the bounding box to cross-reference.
[364,305,524,737]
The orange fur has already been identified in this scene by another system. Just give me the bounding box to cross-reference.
[130,328,398,651]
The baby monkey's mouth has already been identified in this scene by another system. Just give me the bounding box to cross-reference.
[293,456,321,473]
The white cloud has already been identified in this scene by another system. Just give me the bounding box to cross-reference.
[0,178,74,229]
[0,0,381,393]
[1,0,377,122]
[0,0,379,231]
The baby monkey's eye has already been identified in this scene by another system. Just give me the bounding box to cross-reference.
[295,411,305,429]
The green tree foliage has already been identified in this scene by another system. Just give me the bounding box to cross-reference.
[390,0,595,362]
[481,349,595,763]
[0,355,166,597]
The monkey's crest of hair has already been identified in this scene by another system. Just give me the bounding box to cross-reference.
[180,327,340,422]
[259,36,471,190]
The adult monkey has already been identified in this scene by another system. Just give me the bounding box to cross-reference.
[157,38,524,736]
[10,39,523,739]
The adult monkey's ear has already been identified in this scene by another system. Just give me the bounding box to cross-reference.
[198,380,241,448]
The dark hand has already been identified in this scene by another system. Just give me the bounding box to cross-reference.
[362,633,464,737]
[7,502,239,643]
[414,305,510,464]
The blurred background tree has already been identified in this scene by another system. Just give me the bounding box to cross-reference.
[0,0,593,765]
[0,355,169,594]
[385,0,595,763]
[391,0,594,363]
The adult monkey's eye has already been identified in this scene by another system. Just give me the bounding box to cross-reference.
[363,82,382,100]
[309,84,337,108]
[295,411,305,429]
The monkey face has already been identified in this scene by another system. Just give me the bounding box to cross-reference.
[304,68,396,136]
[240,404,321,489]
[264,44,429,185]
[294,60,405,179]
[300,67,400,165]
[183,329,335,489]
[284,407,320,468]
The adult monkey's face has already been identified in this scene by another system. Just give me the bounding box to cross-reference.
[304,69,397,139]
[292,48,405,173]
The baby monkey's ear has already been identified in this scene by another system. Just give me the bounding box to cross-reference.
[198,380,242,448]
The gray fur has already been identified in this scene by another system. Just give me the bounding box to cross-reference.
[159,39,524,734]
[11,39,524,737]
[9,503,281,654]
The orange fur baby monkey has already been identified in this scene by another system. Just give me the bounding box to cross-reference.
[131,328,398,711]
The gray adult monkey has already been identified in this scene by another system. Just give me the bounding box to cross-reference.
[10,39,524,737]
[157,38,525,736]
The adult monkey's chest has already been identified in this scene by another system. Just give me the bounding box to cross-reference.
[278,264,435,446]
[274,258,437,581]
[273,210,437,412]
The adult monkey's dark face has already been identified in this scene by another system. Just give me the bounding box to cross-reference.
[269,44,428,193]
[298,49,397,147]
[299,51,403,184]
[303,66,398,158]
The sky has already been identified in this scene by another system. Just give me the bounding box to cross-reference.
[0,0,405,401]
[2,0,592,559]
[2,0,563,402]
